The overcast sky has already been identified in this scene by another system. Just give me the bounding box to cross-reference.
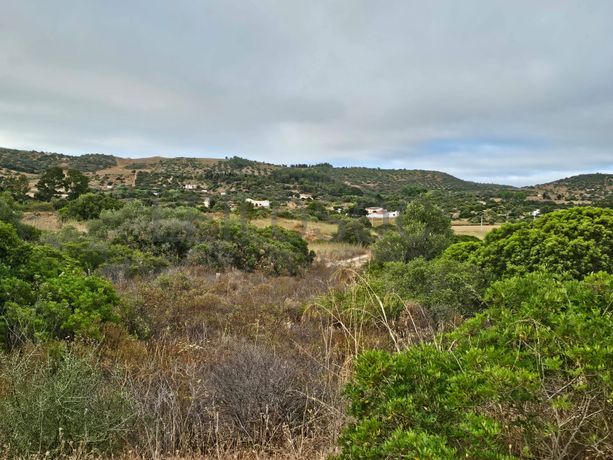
[1,1,612,185]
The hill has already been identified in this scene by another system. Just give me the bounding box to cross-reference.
[0,147,507,195]
[0,147,609,223]
[525,173,612,203]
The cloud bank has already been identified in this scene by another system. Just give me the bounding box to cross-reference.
[1,1,612,185]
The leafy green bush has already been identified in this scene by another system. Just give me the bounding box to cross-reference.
[0,348,133,457]
[372,197,453,264]
[0,192,41,241]
[374,258,488,322]
[60,192,123,220]
[444,207,612,279]
[188,220,314,275]
[336,272,613,459]
[0,223,122,347]
[332,218,374,246]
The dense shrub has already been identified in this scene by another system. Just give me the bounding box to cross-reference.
[0,348,133,458]
[372,197,453,264]
[209,341,327,446]
[0,223,121,347]
[188,220,314,275]
[444,207,613,279]
[332,218,374,246]
[60,192,123,220]
[374,258,488,322]
[0,192,41,241]
[336,272,613,459]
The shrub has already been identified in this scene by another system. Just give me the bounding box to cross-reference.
[332,218,374,246]
[60,192,123,221]
[375,258,488,322]
[444,207,613,279]
[336,272,613,459]
[0,348,133,458]
[209,341,326,446]
[1,226,122,347]
[372,197,453,264]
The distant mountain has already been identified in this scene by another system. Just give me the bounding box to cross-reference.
[0,147,117,174]
[0,147,510,194]
[526,173,612,203]
[1,147,609,204]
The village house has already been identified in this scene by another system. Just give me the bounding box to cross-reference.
[365,207,399,220]
[299,193,313,200]
[246,198,270,208]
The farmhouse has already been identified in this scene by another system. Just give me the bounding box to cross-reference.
[246,198,270,208]
[365,207,399,220]
[299,193,313,200]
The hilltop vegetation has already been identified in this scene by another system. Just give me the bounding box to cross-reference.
[0,148,611,459]
[2,147,609,228]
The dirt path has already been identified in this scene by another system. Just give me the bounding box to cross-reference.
[325,253,371,268]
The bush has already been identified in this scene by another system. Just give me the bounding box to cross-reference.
[332,218,374,246]
[188,220,314,275]
[1,225,122,347]
[336,272,613,459]
[372,197,453,264]
[444,207,613,279]
[209,341,326,446]
[60,192,123,221]
[0,348,133,458]
[375,258,488,323]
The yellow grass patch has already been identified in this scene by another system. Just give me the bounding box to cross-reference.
[452,224,500,240]
[22,211,88,232]
[250,217,338,241]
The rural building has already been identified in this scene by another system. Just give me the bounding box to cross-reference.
[365,207,399,220]
[299,193,313,200]
[246,198,270,208]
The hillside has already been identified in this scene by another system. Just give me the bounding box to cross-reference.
[525,173,612,203]
[1,147,609,224]
[0,147,505,194]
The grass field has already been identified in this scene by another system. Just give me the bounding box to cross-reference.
[452,224,500,239]
[22,211,88,232]
[250,217,338,241]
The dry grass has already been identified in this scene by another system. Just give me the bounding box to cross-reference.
[22,211,88,232]
[309,241,367,263]
[250,218,338,241]
[452,224,500,239]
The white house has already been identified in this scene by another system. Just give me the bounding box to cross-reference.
[299,193,313,200]
[184,184,196,190]
[365,207,399,220]
[531,209,541,218]
[246,198,270,208]
[203,197,211,208]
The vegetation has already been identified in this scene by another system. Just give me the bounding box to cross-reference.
[444,207,613,279]
[0,147,610,459]
[337,272,613,459]
[372,197,454,263]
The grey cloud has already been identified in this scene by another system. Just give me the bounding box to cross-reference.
[1,0,612,185]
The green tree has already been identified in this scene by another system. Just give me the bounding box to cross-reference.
[35,167,66,201]
[372,197,453,263]
[0,174,29,201]
[332,218,374,246]
[60,192,122,220]
[65,169,90,200]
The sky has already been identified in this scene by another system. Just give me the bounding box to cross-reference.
[1,1,612,186]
